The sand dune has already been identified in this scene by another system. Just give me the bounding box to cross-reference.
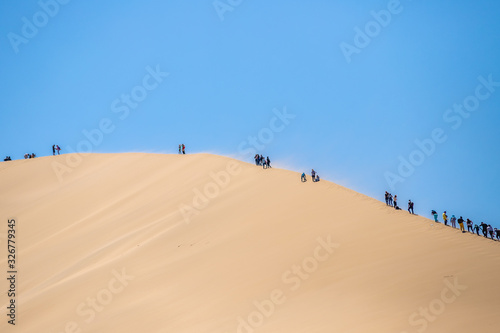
[1,153,499,333]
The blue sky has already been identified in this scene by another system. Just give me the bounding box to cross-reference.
[1,0,499,229]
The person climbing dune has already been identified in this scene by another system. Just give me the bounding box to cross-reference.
[431,210,438,223]
[457,216,465,232]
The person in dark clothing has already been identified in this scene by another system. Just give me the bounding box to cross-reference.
[52,145,56,156]
[473,224,480,236]
[480,222,488,237]
[182,144,185,154]
[495,228,500,240]
[408,200,414,214]
[266,156,271,168]
[254,154,259,166]
[301,173,307,182]
[311,169,316,181]
[385,192,389,205]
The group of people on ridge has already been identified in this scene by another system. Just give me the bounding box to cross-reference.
[386,191,497,240]
[431,210,499,240]
[178,144,186,154]
[385,192,413,212]
[301,169,320,182]
[24,153,36,159]
[52,145,61,155]
[254,154,271,169]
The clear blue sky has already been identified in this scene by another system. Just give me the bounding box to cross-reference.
[1,0,499,229]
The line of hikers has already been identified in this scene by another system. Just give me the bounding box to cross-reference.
[431,210,499,240]
[301,169,320,182]
[385,191,497,241]
[254,154,271,169]
[178,144,186,154]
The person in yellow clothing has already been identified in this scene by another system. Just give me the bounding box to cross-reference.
[442,211,448,226]
[457,216,465,232]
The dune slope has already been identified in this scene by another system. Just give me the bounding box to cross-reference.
[1,153,499,333]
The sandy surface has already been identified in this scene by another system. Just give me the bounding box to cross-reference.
[1,153,499,333]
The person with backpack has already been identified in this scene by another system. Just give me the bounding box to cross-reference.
[450,215,457,228]
[431,210,438,222]
[457,216,465,232]
[442,211,448,226]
